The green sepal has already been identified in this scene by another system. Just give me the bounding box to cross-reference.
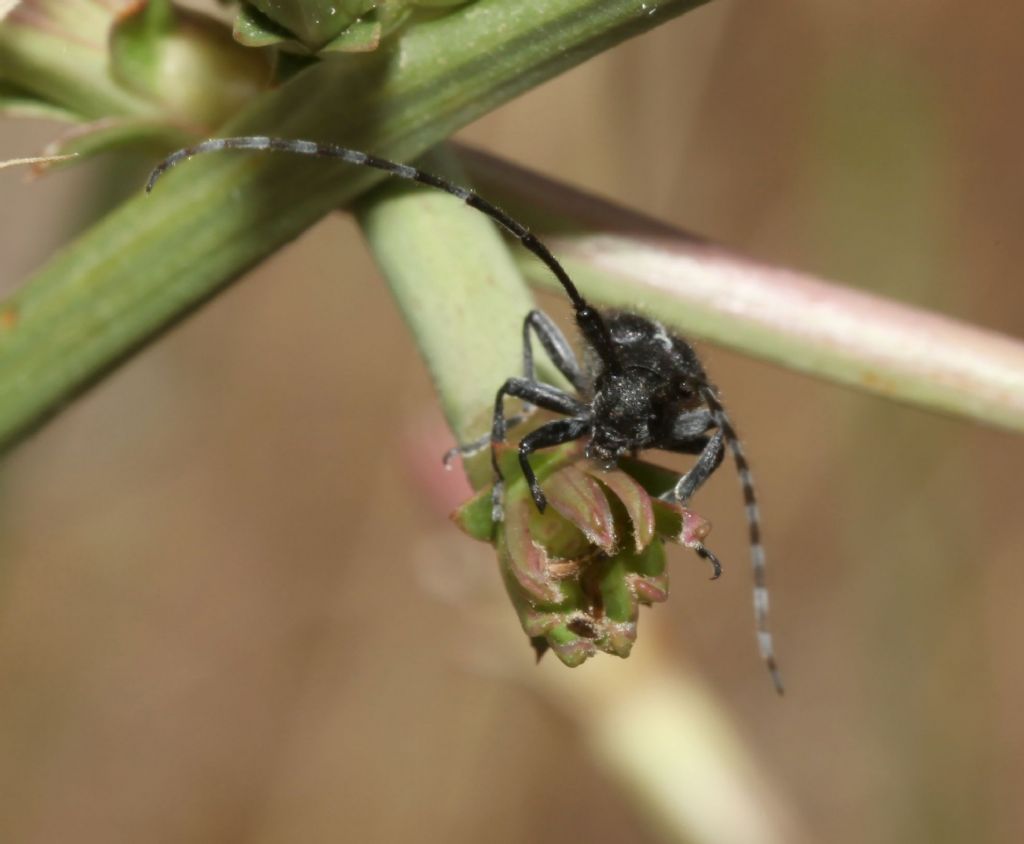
[601,541,669,620]
[411,0,474,7]
[231,0,476,54]
[232,5,296,48]
[449,487,494,542]
[236,0,374,51]
[319,19,383,54]
[541,624,596,668]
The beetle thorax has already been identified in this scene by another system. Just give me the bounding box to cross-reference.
[586,370,662,465]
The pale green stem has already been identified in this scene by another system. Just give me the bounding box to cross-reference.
[458,147,1024,434]
[355,147,540,490]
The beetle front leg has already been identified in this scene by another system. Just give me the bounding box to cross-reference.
[516,416,592,512]
[490,378,585,521]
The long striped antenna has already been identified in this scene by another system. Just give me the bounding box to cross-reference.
[146,136,621,372]
[701,386,784,695]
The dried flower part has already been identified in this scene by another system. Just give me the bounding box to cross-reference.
[0,152,77,171]
[451,443,714,667]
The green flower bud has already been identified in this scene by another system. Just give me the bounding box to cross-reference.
[452,443,715,667]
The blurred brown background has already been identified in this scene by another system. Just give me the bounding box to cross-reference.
[2,2,1024,842]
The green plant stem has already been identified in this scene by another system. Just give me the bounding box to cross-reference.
[355,147,542,490]
[0,0,706,455]
[458,146,1024,434]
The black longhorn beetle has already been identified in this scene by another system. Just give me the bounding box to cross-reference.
[147,136,783,693]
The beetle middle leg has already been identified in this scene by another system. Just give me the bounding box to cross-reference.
[490,378,587,519]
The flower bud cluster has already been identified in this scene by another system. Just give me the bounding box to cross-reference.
[453,443,713,667]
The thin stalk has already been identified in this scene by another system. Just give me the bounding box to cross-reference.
[0,0,706,455]
[458,146,1024,434]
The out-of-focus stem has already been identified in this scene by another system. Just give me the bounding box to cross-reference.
[533,640,808,844]
[458,147,1024,434]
